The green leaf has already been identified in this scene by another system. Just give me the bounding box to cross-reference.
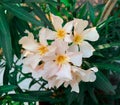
[88,2,95,25]
[3,0,57,4]
[3,65,9,85]
[10,18,21,58]
[25,91,52,97]
[31,3,53,28]
[10,94,39,102]
[88,88,98,104]
[0,8,13,69]
[0,85,17,93]
[2,3,43,26]
[94,71,115,94]
[78,3,87,18]
[94,63,120,72]
[95,42,120,50]
[61,0,70,6]
[67,92,78,105]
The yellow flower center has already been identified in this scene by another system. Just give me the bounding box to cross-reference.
[73,34,83,45]
[57,29,66,39]
[38,45,48,55]
[55,54,69,65]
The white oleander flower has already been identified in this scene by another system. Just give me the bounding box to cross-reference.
[64,66,98,93]
[42,40,82,84]
[39,14,73,42]
[69,19,99,58]
[19,30,56,70]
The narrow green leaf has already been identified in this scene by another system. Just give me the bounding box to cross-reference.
[10,94,38,102]
[94,63,120,72]
[95,42,120,50]
[0,8,13,69]
[10,19,21,58]
[94,71,115,94]
[88,88,98,104]
[78,3,87,18]
[88,2,95,25]
[3,64,9,85]
[0,85,17,93]
[31,3,53,28]
[25,91,52,97]
[61,0,70,6]
[3,0,57,4]
[2,3,43,26]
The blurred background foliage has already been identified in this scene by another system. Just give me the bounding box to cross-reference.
[0,0,120,105]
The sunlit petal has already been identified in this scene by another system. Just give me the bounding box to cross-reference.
[39,28,56,45]
[74,18,88,34]
[80,41,95,58]
[56,63,72,80]
[82,27,99,41]
[50,13,63,31]
[19,32,39,51]
[63,20,73,33]
[23,54,41,69]
[68,52,82,66]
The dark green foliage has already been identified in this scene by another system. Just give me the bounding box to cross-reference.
[0,0,120,105]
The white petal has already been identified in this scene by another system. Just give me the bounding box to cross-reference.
[80,41,95,58]
[47,76,64,89]
[19,34,39,51]
[82,27,99,41]
[52,39,68,54]
[39,28,56,45]
[23,54,41,69]
[56,63,72,80]
[68,52,82,66]
[50,14,63,31]
[90,67,98,72]
[64,82,69,87]
[43,61,58,79]
[71,83,79,93]
[79,68,97,82]
[64,34,72,43]
[68,44,78,52]
[55,79,65,88]
[74,18,88,34]
[63,20,73,33]
[47,76,57,88]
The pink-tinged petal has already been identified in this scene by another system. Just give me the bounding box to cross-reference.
[71,83,79,93]
[47,76,57,88]
[64,82,69,88]
[79,68,97,82]
[68,52,82,66]
[50,14,63,31]
[63,20,73,33]
[80,41,95,58]
[64,34,72,43]
[74,19,88,34]
[82,27,99,41]
[23,54,41,69]
[22,50,33,57]
[43,61,58,79]
[39,28,56,45]
[52,39,69,54]
[55,79,65,88]
[56,63,72,80]
[42,45,56,61]
[19,32,39,51]
[68,44,78,52]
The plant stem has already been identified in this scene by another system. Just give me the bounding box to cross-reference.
[98,0,117,24]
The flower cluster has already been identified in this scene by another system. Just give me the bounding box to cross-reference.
[19,14,99,93]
